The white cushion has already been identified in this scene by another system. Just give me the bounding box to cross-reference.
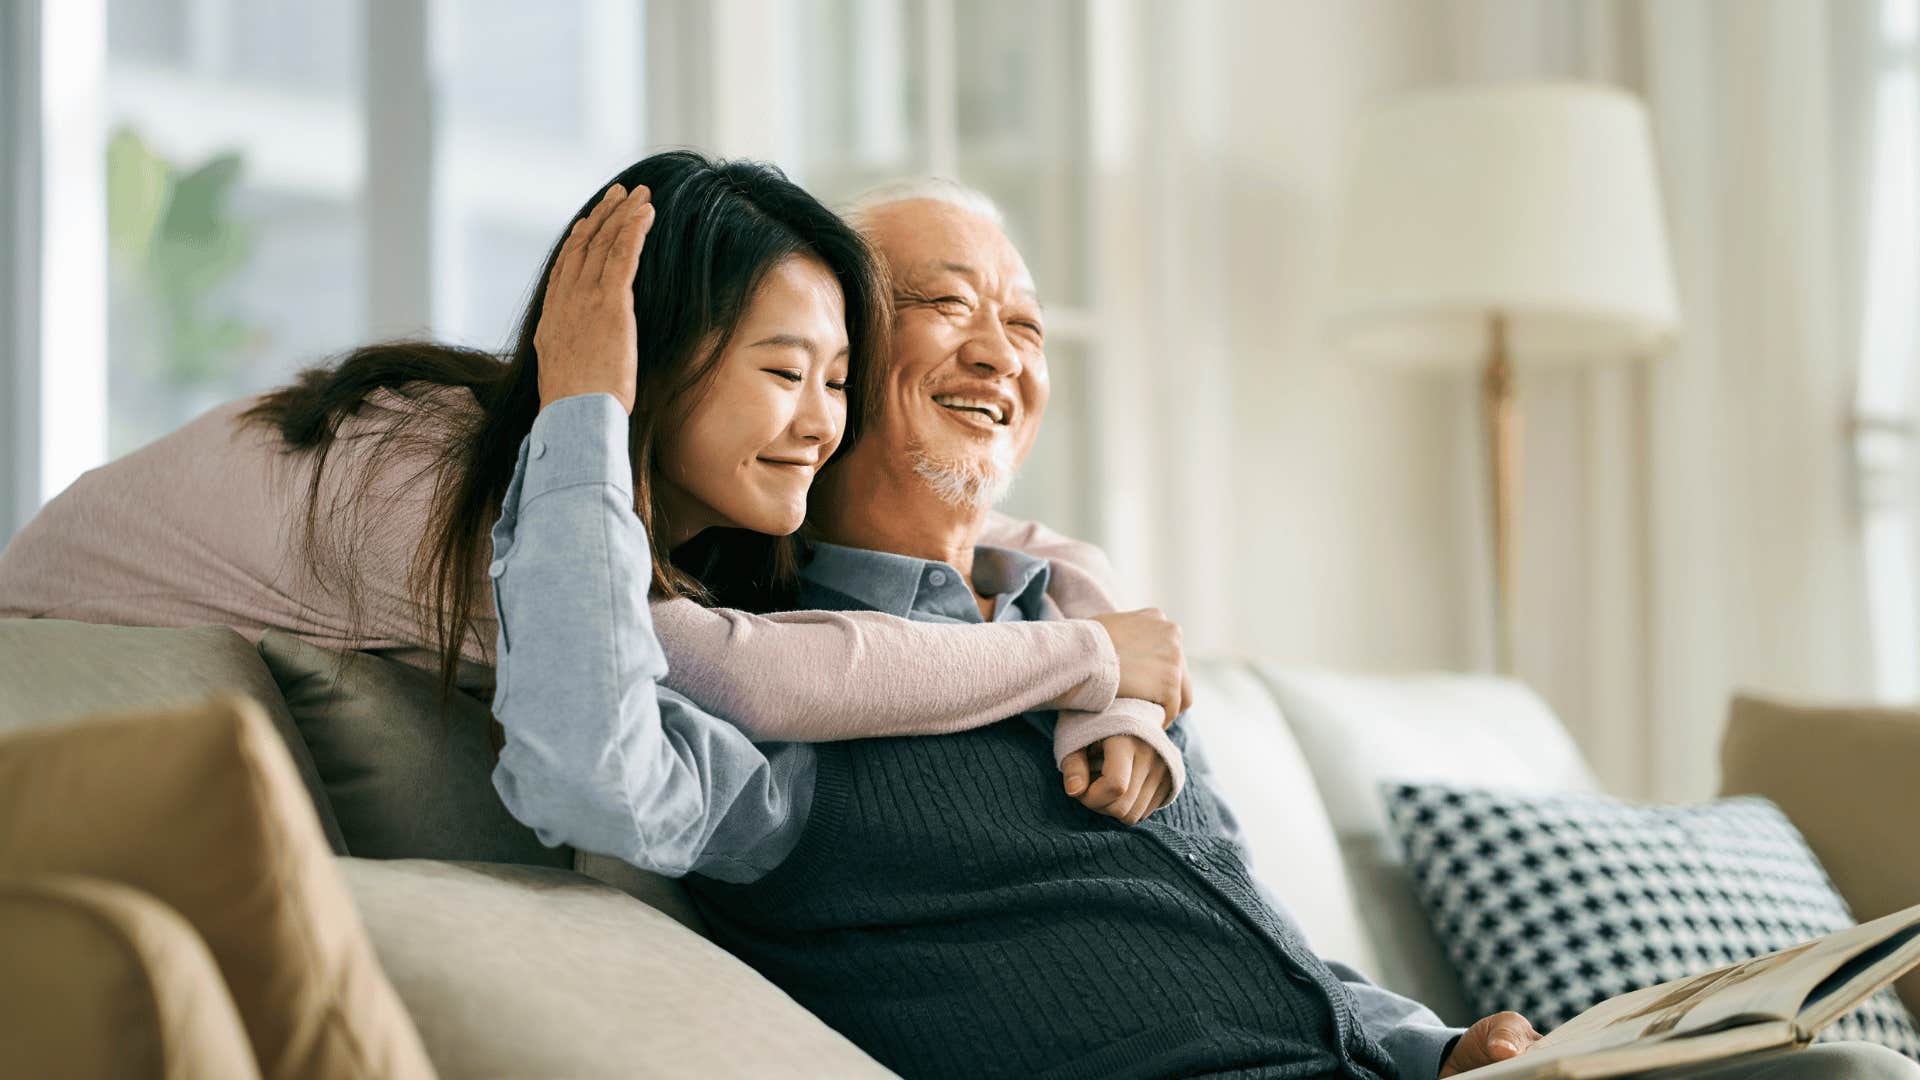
[1252,666,1601,1024]
[343,858,894,1078]
[1183,661,1378,976]
[1254,668,1599,839]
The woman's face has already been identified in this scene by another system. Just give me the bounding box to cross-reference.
[655,254,851,542]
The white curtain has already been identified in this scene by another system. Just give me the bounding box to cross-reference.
[1441,0,1880,800]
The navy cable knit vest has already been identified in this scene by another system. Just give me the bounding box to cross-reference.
[684,711,1400,1080]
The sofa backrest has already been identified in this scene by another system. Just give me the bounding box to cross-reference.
[0,618,347,853]
[1722,693,1920,1018]
[1184,660,1379,975]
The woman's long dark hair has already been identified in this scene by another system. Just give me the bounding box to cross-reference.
[242,150,890,706]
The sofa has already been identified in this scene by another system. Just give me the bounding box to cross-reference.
[3,615,1912,1078]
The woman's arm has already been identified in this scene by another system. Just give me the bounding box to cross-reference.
[651,513,1203,743]
[649,600,1120,741]
[491,392,811,882]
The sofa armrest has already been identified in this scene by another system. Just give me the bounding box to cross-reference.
[1721,692,1920,1017]
[0,873,259,1080]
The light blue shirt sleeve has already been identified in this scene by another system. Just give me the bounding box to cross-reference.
[1180,726,1464,1080]
[486,392,813,884]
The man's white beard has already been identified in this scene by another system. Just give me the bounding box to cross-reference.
[907,438,1015,509]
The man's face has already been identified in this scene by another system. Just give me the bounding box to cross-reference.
[859,199,1049,507]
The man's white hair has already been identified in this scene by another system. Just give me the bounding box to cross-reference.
[840,176,1005,233]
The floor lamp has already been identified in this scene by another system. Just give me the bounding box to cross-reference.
[1325,83,1680,673]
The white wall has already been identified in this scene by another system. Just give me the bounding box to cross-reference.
[1215,0,1485,672]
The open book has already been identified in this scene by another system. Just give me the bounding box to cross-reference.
[1464,902,1920,1079]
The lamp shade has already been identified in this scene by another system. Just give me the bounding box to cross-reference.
[1326,82,1680,368]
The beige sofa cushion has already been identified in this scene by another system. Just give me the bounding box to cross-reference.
[1253,666,1600,1026]
[572,850,709,935]
[344,858,894,1079]
[0,695,436,1080]
[1721,692,1920,1017]
[0,618,346,852]
[0,873,260,1080]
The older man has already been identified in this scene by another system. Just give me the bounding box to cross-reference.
[486,180,1918,1080]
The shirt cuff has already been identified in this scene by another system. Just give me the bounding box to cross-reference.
[1379,1023,1467,1080]
[520,392,633,505]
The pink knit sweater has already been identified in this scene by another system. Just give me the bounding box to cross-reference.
[0,384,1181,789]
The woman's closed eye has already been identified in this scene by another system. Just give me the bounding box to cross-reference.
[767,368,848,392]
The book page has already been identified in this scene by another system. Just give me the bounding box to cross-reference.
[1797,920,1920,1031]
[1485,903,1920,1072]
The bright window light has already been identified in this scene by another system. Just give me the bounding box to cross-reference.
[38,0,109,504]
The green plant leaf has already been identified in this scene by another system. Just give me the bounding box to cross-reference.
[106,127,171,262]
[160,152,244,239]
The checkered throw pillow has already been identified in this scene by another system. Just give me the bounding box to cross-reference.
[1383,784,1920,1058]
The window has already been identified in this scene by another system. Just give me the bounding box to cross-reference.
[1858,0,1920,699]
[433,0,650,351]
[9,0,1104,544]
[779,0,1102,537]
[103,0,366,457]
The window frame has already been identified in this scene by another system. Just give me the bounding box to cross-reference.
[1857,0,1920,699]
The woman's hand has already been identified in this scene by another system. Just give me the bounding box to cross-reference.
[534,183,657,415]
[1060,735,1174,826]
[1088,608,1192,727]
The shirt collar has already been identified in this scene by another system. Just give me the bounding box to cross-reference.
[800,541,1052,623]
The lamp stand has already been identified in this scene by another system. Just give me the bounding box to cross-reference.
[1483,313,1519,674]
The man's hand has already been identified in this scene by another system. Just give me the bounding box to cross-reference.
[1439,1012,1540,1077]
[1061,735,1172,825]
[534,182,656,415]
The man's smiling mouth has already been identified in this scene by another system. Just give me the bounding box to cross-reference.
[931,394,1008,425]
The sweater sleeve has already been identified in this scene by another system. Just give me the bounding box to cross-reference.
[979,512,1189,808]
[649,600,1119,742]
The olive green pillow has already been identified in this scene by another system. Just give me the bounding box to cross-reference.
[256,631,570,868]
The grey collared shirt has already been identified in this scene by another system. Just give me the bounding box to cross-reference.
[488,392,1462,1078]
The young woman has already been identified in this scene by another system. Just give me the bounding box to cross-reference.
[0,151,1184,821]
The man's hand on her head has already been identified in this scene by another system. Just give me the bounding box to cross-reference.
[1438,1012,1540,1077]
[1061,735,1173,826]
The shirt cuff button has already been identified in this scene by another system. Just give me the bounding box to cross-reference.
[489,559,507,578]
